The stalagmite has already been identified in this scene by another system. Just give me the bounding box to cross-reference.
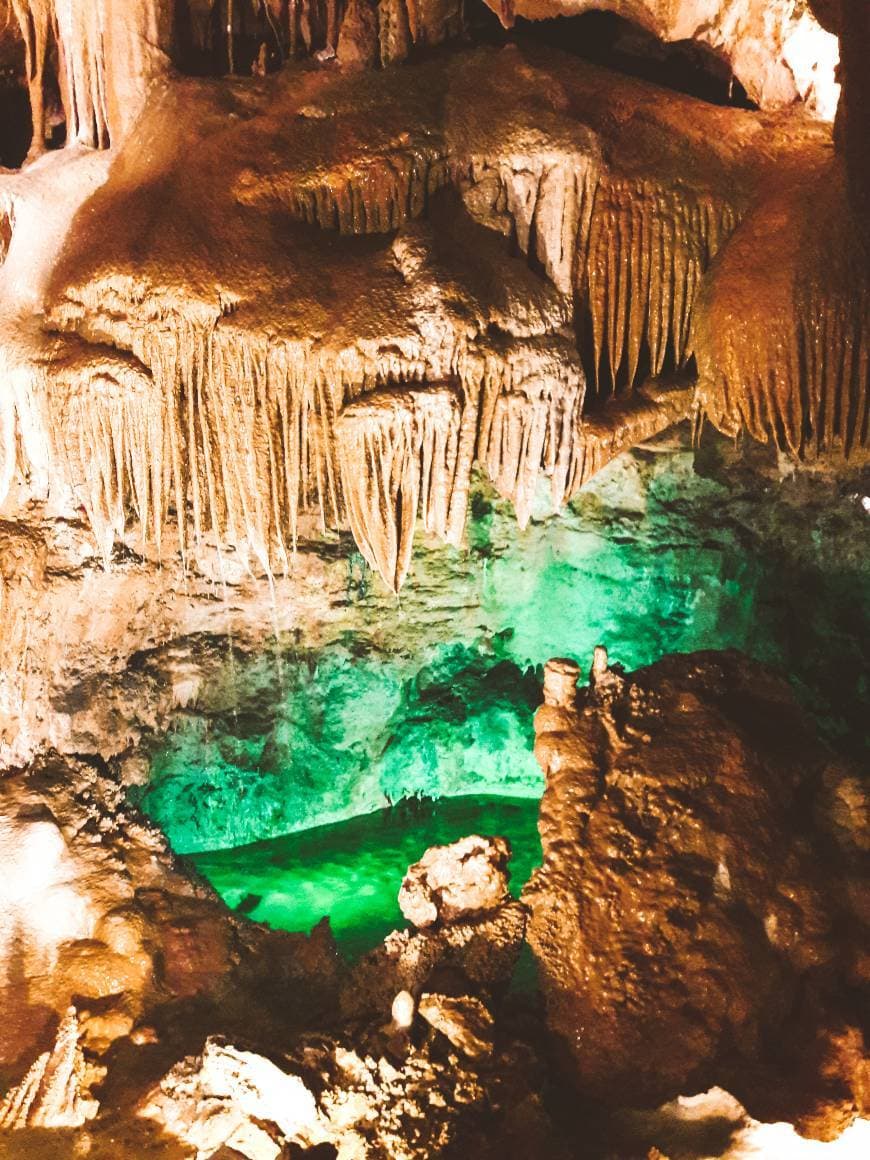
[0,1009,99,1130]
[336,383,462,591]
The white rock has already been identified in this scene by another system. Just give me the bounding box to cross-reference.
[398,834,511,929]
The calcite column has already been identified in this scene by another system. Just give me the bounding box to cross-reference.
[11,0,174,152]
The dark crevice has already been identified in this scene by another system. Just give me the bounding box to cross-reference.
[0,77,32,169]
[466,5,758,110]
[173,0,303,77]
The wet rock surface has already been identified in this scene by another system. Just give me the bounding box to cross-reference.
[340,901,527,1022]
[525,648,869,1140]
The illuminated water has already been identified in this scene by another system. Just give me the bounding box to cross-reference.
[190,794,540,958]
[139,443,870,953]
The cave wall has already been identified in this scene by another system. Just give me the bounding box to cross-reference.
[481,0,840,114]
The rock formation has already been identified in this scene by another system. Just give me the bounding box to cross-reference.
[481,0,840,114]
[0,1,864,605]
[0,1008,99,1130]
[525,649,869,1140]
[0,1,867,1154]
[398,833,512,928]
[0,752,341,1069]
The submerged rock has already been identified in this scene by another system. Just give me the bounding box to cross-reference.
[399,833,512,929]
[525,648,868,1140]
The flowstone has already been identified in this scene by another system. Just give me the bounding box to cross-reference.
[525,649,868,1140]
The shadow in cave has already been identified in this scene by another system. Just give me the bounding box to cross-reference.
[0,81,32,169]
[173,0,294,77]
[466,3,757,110]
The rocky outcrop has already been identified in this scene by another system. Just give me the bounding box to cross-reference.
[140,988,554,1160]
[524,649,868,1140]
[342,900,527,1022]
[0,753,341,1070]
[398,833,512,928]
[136,829,541,1158]
[0,1009,99,1130]
[483,0,840,116]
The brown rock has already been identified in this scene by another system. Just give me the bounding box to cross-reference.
[418,993,495,1059]
[524,649,868,1139]
[341,901,526,1021]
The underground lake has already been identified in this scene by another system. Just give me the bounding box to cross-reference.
[133,438,870,958]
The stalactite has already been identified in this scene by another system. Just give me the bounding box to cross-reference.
[472,337,585,528]
[692,163,869,457]
[458,153,598,297]
[134,320,361,571]
[459,158,740,393]
[0,1009,98,1130]
[568,380,695,494]
[3,298,714,590]
[239,147,451,235]
[583,179,738,392]
[336,383,462,591]
[0,332,165,565]
[11,0,111,150]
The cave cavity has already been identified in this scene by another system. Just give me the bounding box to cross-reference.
[0,76,32,168]
[468,6,757,110]
[128,437,869,958]
[192,794,541,958]
[172,0,289,77]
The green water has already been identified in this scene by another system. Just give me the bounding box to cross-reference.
[138,443,870,953]
[141,455,769,856]
[190,794,540,958]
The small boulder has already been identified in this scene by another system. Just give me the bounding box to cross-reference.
[398,834,511,929]
[418,993,494,1060]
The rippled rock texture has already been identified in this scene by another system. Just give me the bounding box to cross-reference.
[525,649,868,1140]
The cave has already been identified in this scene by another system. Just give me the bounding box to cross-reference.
[469,6,758,109]
[0,1,867,1158]
[0,83,32,169]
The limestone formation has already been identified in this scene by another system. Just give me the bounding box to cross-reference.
[480,0,840,115]
[0,753,341,1068]
[0,1,867,1153]
[418,992,495,1059]
[141,1038,327,1158]
[140,990,553,1160]
[1,21,862,596]
[0,1009,99,1130]
[342,901,527,1021]
[399,833,512,928]
[525,648,869,1140]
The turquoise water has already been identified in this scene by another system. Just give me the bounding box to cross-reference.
[190,794,541,958]
[141,456,768,856]
[138,446,870,954]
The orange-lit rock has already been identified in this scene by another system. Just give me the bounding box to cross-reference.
[525,648,868,1140]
